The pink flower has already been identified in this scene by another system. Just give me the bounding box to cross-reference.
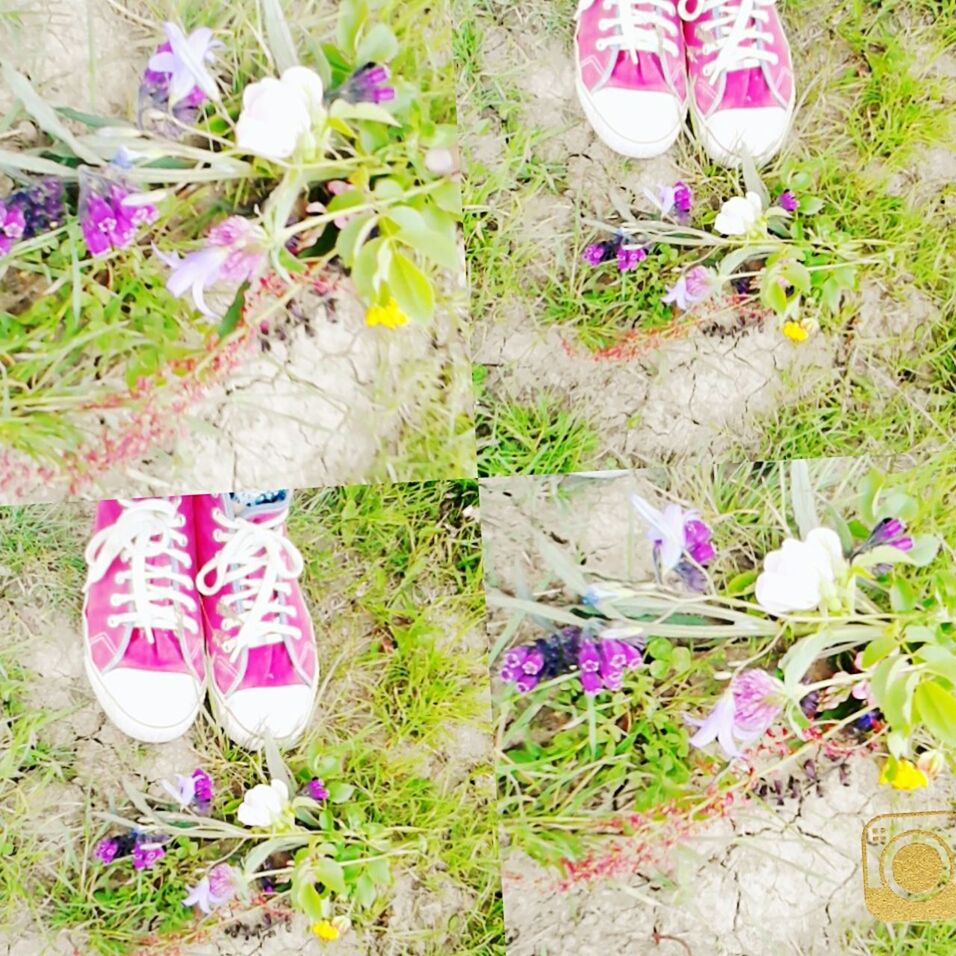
[663,266,717,312]
[183,863,239,914]
[688,669,784,759]
[156,216,267,317]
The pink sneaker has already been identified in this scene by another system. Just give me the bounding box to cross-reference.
[194,491,318,749]
[575,0,687,157]
[83,497,205,743]
[680,0,795,166]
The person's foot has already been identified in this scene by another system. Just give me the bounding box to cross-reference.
[83,497,205,743]
[680,0,795,166]
[194,491,317,749]
[575,0,687,157]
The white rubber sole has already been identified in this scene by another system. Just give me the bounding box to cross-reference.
[83,650,203,744]
[575,77,685,159]
[689,95,796,168]
[209,675,318,750]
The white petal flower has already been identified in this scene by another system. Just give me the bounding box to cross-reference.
[237,779,290,827]
[235,67,325,161]
[714,191,764,236]
[755,527,846,614]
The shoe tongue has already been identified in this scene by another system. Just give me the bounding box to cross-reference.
[224,489,289,522]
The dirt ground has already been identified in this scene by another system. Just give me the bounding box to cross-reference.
[0,0,470,501]
[478,473,955,956]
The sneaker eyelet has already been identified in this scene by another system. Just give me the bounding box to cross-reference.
[107,615,119,627]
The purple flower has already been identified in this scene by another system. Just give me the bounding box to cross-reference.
[644,182,693,222]
[156,216,267,318]
[161,767,212,810]
[78,168,157,258]
[307,778,329,801]
[662,265,716,312]
[582,240,618,265]
[0,201,26,256]
[338,63,396,104]
[3,179,65,242]
[616,245,647,271]
[132,840,166,870]
[145,23,220,107]
[94,838,119,864]
[183,863,238,915]
[867,517,913,552]
[631,494,715,576]
[523,649,545,675]
[777,191,798,213]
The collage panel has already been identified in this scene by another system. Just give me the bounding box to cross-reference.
[0,480,502,954]
[461,0,955,475]
[0,0,471,502]
[482,456,956,954]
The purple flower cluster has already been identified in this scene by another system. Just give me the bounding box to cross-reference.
[338,63,396,104]
[582,235,647,272]
[499,626,643,697]
[672,181,693,219]
[192,767,213,810]
[94,830,169,869]
[1,179,66,254]
[79,169,157,258]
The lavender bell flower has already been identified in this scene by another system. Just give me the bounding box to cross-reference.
[94,838,120,864]
[161,767,213,811]
[337,63,396,104]
[307,778,330,801]
[132,838,166,870]
[662,265,717,312]
[582,237,621,266]
[616,245,647,272]
[78,168,158,258]
[0,201,26,256]
[687,669,784,759]
[156,216,267,318]
[145,23,221,107]
[183,863,239,914]
[866,517,913,553]
[776,191,799,213]
[631,494,716,584]
[644,181,693,222]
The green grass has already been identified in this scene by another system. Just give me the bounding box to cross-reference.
[845,920,956,955]
[476,369,601,477]
[0,481,504,955]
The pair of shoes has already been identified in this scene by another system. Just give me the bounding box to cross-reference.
[82,491,318,749]
[575,0,795,165]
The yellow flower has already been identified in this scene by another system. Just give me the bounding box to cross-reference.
[879,758,929,790]
[312,920,339,941]
[782,321,808,343]
[365,298,408,330]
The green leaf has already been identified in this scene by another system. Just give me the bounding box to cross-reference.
[890,579,916,613]
[907,534,941,568]
[351,235,385,297]
[296,881,325,920]
[761,274,788,315]
[798,196,825,215]
[385,205,460,271]
[261,0,300,72]
[218,282,249,337]
[330,99,399,126]
[356,23,399,64]
[861,634,897,669]
[354,872,378,908]
[431,180,462,216]
[315,857,347,896]
[335,213,375,267]
[725,568,758,596]
[914,681,956,747]
[387,249,434,322]
[336,0,369,54]
[790,459,819,539]
[1,64,103,165]
[646,637,673,661]
[326,781,355,804]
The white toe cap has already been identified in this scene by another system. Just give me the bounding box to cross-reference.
[90,666,202,743]
[697,106,791,165]
[580,87,684,157]
[217,684,316,749]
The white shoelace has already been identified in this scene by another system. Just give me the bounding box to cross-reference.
[85,498,197,642]
[678,0,778,83]
[196,509,303,664]
[597,0,681,61]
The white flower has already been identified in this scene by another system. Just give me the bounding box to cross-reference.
[714,191,764,236]
[237,779,290,827]
[755,527,847,614]
[235,67,325,161]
